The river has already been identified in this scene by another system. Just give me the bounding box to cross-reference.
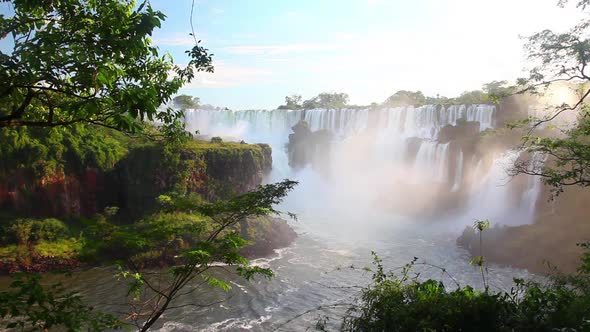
[10,106,538,331]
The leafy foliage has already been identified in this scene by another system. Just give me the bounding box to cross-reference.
[0,273,121,331]
[172,95,200,110]
[510,106,590,195]
[0,179,297,331]
[383,90,427,107]
[342,249,590,332]
[509,1,590,194]
[0,0,212,138]
[0,124,128,180]
[301,92,349,109]
[2,218,67,246]
[278,94,303,110]
[115,180,297,331]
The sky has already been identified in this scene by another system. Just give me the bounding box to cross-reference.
[1,0,585,109]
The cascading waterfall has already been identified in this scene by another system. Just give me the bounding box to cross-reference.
[185,105,495,139]
[413,142,450,183]
[184,104,541,226]
[463,150,543,226]
[451,150,464,192]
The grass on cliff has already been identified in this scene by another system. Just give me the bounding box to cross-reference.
[0,125,131,180]
[184,140,267,153]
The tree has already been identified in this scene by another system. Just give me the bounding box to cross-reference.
[426,94,450,105]
[509,0,590,195]
[483,80,509,95]
[317,92,349,109]
[0,0,213,136]
[454,90,489,105]
[173,94,201,110]
[383,90,426,107]
[301,92,349,109]
[302,97,321,110]
[0,180,297,331]
[118,180,297,331]
[340,248,590,331]
[0,273,121,331]
[278,94,303,110]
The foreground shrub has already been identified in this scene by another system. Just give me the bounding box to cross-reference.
[0,273,121,331]
[342,251,590,332]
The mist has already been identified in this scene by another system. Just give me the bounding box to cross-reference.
[185,104,542,241]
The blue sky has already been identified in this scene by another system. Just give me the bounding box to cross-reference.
[149,0,581,109]
[1,0,583,109]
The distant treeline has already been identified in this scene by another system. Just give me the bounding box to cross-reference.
[277,80,514,110]
[172,80,514,111]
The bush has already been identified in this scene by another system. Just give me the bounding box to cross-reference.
[6,220,33,246]
[3,218,68,245]
[35,238,83,259]
[34,218,68,242]
[342,250,590,332]
[210,136,223,143]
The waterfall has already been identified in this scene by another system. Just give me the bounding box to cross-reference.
[184,104,541,226]
[451,150,464,192]
[376,104,495,139]
[413,142,450,183]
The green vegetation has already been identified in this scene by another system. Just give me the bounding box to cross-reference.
[0,125,129,181]
[0,180,298,331]
[342,246,590,331]
[0,0,212,140]
[278,94,304,110]
[339,1,590,330]
[0,0,300,331]
[3,218,68,245]
[210,136,223,143]
[507,1,590,195]
[2,0,590,330]
[279,92,350,110]
[384,90,427,107]
[278,81,515,110]
[0,99,286,330]
[113,139,272,214]
[304,92,349,109]
[116,180,297,331]
[0,273,121,331]
[173,94,201,110]
[0,121,273,219]
[384,83,515,107]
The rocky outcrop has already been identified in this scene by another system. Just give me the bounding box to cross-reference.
[0,141,273,218]
[438,120,480,144]
[0,168,104,217]
[287,120,332,169]
[457,185,590,274]
[495,94,538,128]
[240,217,297,258]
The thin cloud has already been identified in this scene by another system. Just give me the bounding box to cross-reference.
[222,43,343,55]
[183,61,275,88]
[153,33,200,47]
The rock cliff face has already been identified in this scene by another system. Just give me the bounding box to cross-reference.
[0,168,105,217]
[0,141,273,218]
[287,120,332,170]
[457,184,590,274]
[452,95,590,273]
